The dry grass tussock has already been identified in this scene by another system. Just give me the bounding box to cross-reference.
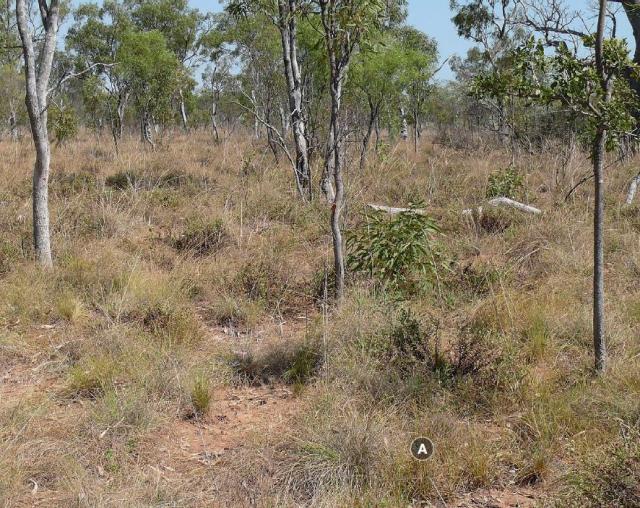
[1,131,640,506]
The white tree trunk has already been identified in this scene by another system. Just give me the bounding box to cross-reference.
[400,107,409,141]
[277,0,311,199]
[178,88,188,132]
[625,173,640,205]
[251,90,260,139]
[16,0,60,268]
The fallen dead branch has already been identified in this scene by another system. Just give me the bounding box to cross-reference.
[367,204,428,215]
[463,197,542,217]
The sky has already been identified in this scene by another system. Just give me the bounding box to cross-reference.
[404,0,635,80]
[190,0,636,82]
[61,0,637,82]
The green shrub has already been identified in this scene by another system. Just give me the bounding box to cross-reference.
[347,206,444,295]
[49,104,78,146]
[486,166,524,199]
[387,309,453,384]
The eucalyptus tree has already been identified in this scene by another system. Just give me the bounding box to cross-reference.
[117,30,180,147]
[474,0,635,372]
[226,0,314,199]
[398,26,438,152]
[16,0,62,267]
[66,1,135,148]
[350,35,402,169]
[451,0,527,142]
[222,9,288,155]
[315,0,386,299]
[126,0,208,131]
[0,1,23,140]
[202,58,232,142]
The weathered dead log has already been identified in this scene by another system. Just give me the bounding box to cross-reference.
[369,197,542,219]
[463,197,542,217]
[367,204,428,215]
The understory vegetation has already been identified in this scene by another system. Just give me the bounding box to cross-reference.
[1,131,640,506]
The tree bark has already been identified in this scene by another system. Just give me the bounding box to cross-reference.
[329,77,346,300]
[277,0,311,199]
[625,172,640,205]
[142,110,155,149]
[593,127,606,373]
[16,0,59,268]
[178,88,188,132]
[400,106,408,141]
[593,0,609,373]
[251,90,260,139]
[211,99,220,142]
[413,109,419,153]
[9,107,18,141]
[320,0,355,300]
[321,123,336,202]
[360,97,378,171]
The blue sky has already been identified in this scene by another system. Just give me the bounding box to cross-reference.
[196,1,637,81]
[73,0,633,82]
[404,0,635,80]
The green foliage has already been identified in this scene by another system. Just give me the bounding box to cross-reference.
[49,104,79,146]
[387,309,452,384]
[486,166,523,199]
[473,36,639,153]
[117,30,180,121]
[347,205,443,293]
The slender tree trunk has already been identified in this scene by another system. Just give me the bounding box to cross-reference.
[593,127,606,372]
[400,106,408,141]
[626,172,640,205]
[117,93,127,139]
[142,111,155,149]
[251,90,260,139]
[16,0,59,268]
[178,88,188,132]
[9,108,18,141]
[320,0,351,300]
[279,105,290,135]
[593,0,609,373]
[211,99,220,143]
[277,0,311,199]
[33,145,52,265]
[360,99,378,171]
[321,125,336,202]
[329,78,345,300]
[413,109,419,153]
